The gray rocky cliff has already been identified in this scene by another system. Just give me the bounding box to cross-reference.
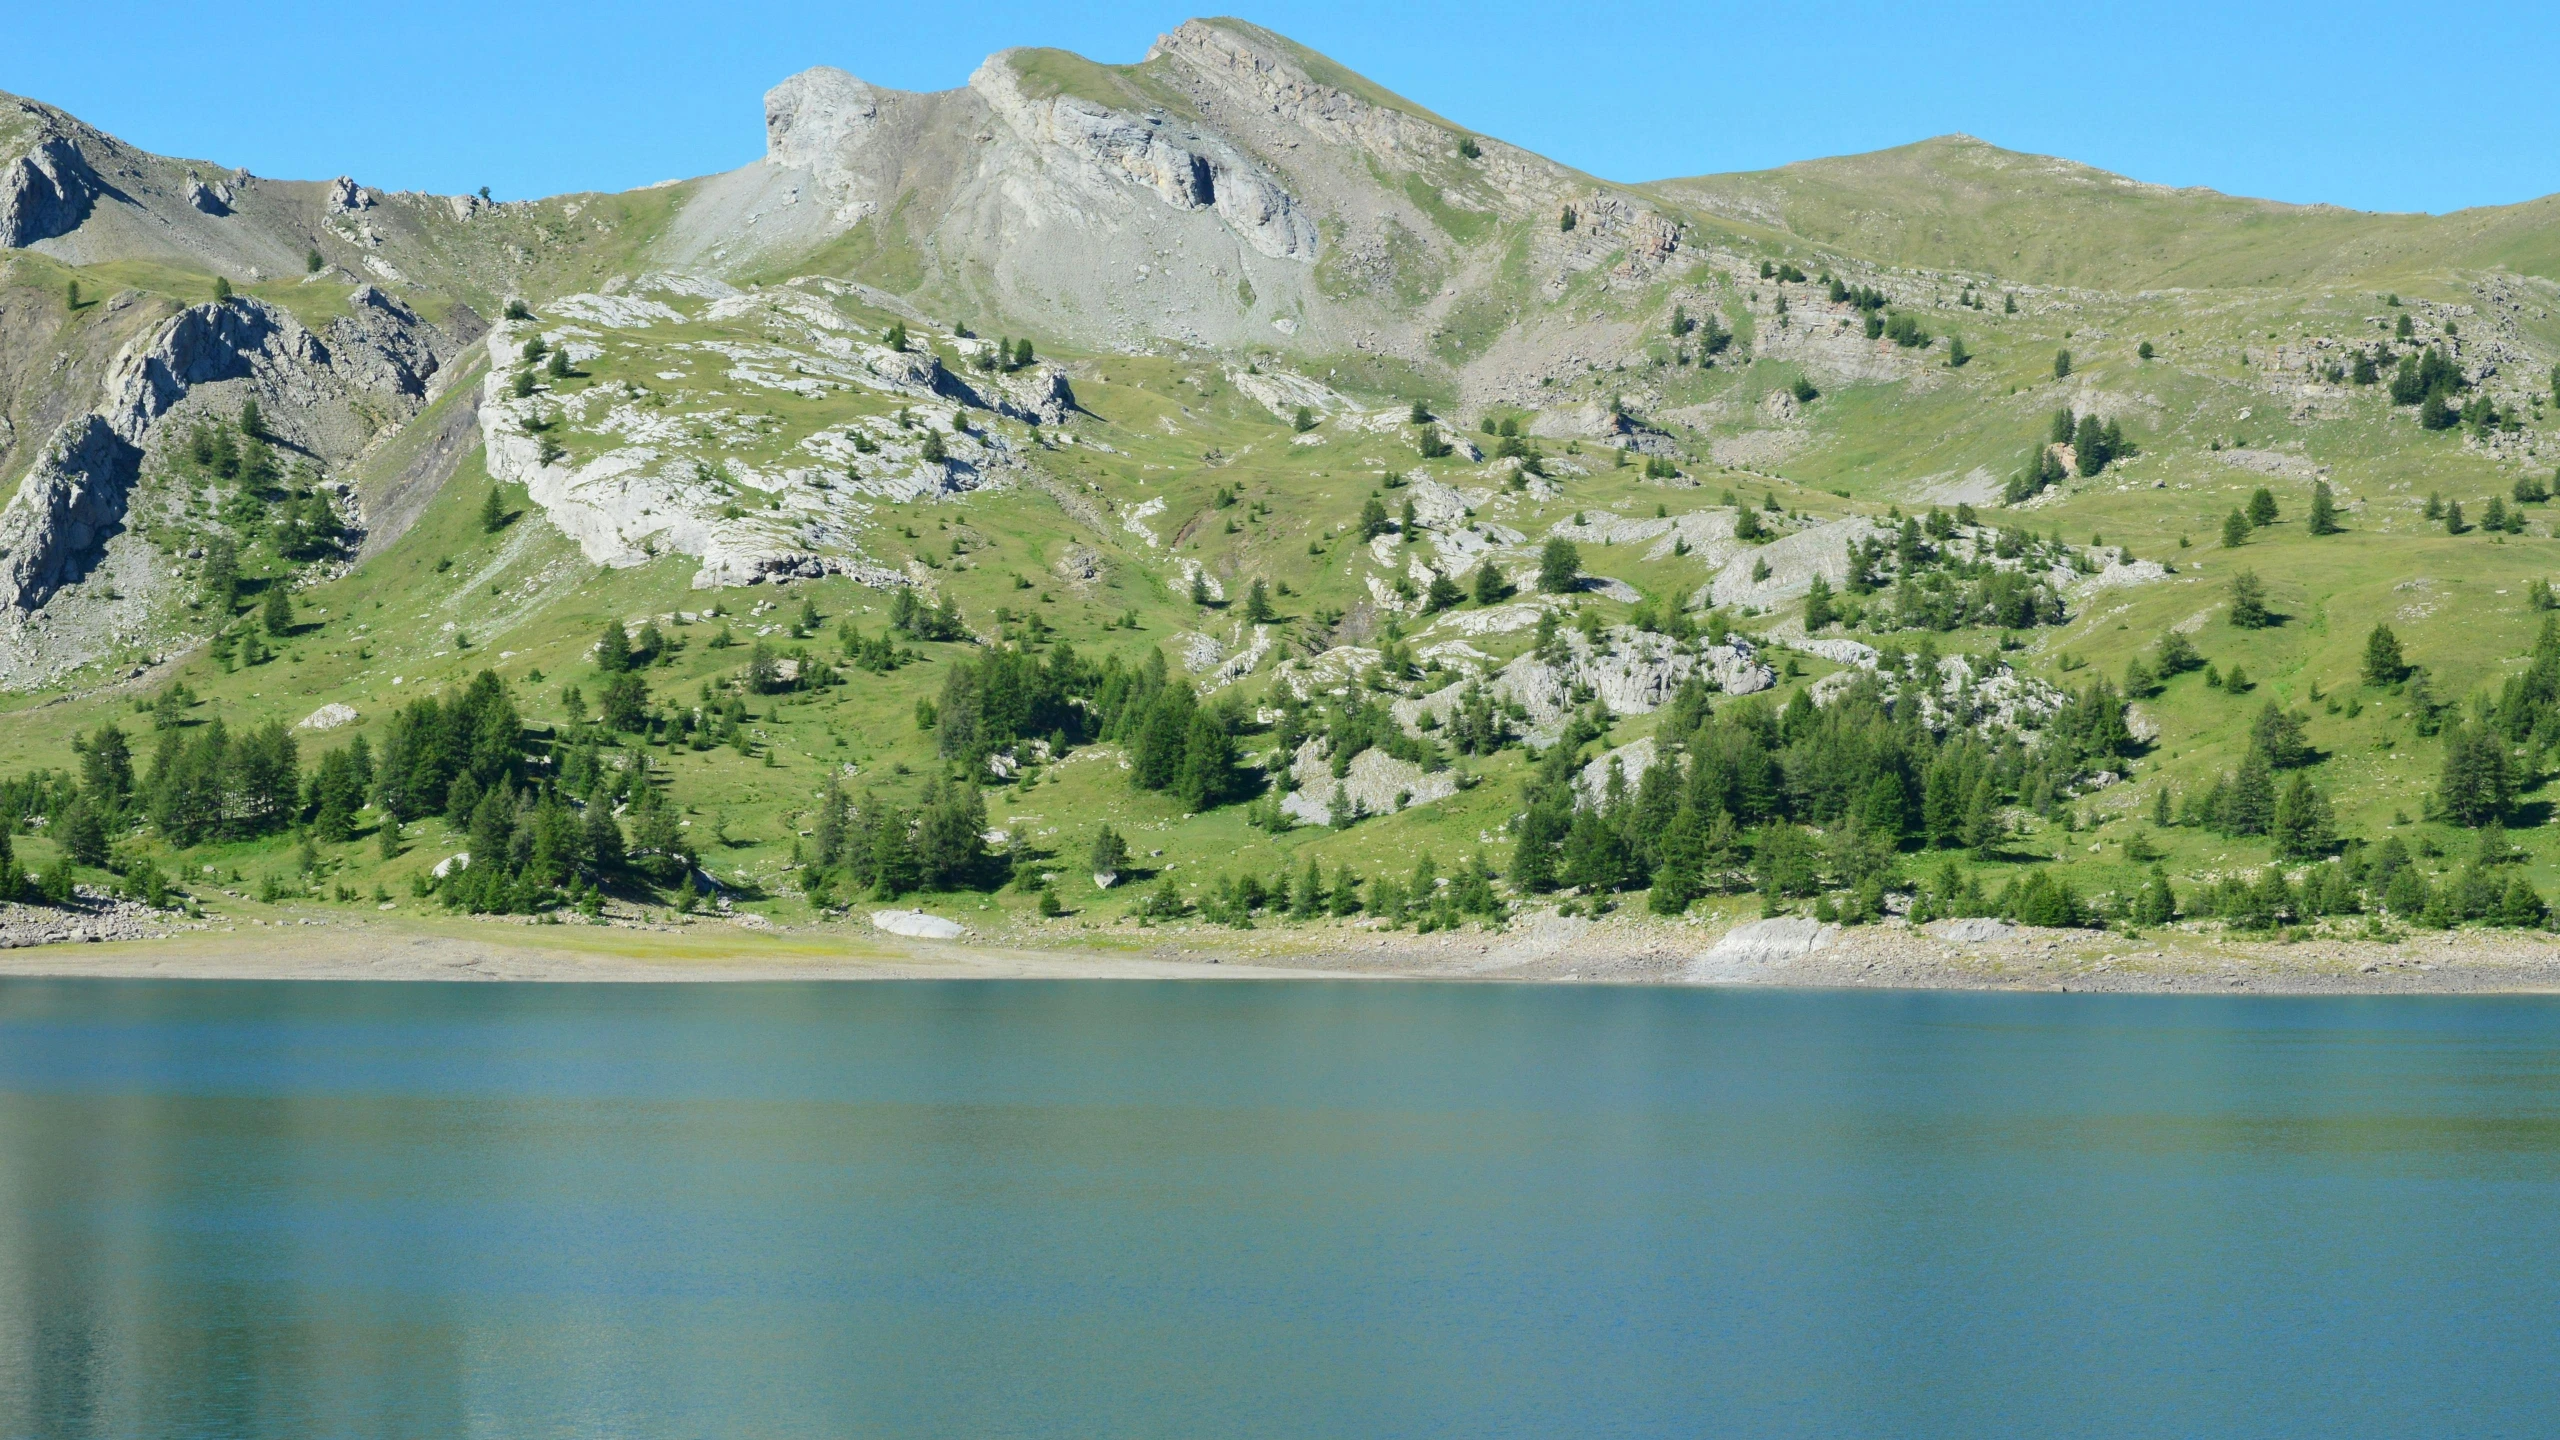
[0,293,459,618]
[0,121,102,247]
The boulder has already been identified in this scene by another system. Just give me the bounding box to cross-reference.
[1928,917,2016,946]
[872,909,965,939]
[296,702,359,731]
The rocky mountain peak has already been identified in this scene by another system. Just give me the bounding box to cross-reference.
[764,66,905,174]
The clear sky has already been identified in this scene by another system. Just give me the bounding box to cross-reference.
[7,0,2557,216]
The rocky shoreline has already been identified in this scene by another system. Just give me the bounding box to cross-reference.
[2,902,2558,995]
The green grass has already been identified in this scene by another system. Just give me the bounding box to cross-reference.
[18,69,2560,941]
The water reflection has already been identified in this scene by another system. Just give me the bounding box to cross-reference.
[0,981,2555,1437]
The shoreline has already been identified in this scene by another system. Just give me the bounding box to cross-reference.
[3,909,2560,995]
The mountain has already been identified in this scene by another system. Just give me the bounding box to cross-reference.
[1650,133,2560,290]
[0,18,2556,960]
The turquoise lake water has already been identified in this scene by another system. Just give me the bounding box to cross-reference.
[1,979,2556,1438]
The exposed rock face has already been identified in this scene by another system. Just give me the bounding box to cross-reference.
[1807,651,2069,737]
[473,292,1012,586]
[1575,737,1658,807]
[0,122,100,246]
[677,18,1685,366]
[324,286,448,399]
[1685,918,1835,982]
[1279,740,1462,827]
[970,55,1319,263]
[1396,627,1771,746]
[764,67,891,182]
[0,294,459,631]
[0,417,137,612]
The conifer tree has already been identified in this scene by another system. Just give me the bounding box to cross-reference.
[2308,480,2340,534]
[2439,723,2513,827]
[596,619,632,673]
[1962,775,2004,857]
[1537,538,1582,594]
[1803,574,1837,630]
[2273,774,2336,858]
[2228,570,2270,629]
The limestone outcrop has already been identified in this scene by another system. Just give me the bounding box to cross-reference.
[0,118,100,247]
[0,294,459,619]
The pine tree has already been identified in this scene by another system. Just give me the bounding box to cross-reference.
[262,584,292,637]
[2224,745,2277,836]
[1357,497,1390,539]
[2073,412,2109,475]
[2444,499,2465,534]
[480,486,507,533]
[1803,574,1837,630]
[1961,774,2004,857]
[1471,559,1511,605]
[1292,854,1322,918]
[2246,487,2278,527]
[2221,509,2251,548]
[1537,538,1582,594]
[2272,774,2336,858]
[2053,349,2072,379]
[595,619,632,673]
[2228,569,2270,629]
[1089,825,1130,881]
[2308,480,2340,534]
[2136,866,2178,924]
[2438,723,2512,827]
[1243,579,1274,624]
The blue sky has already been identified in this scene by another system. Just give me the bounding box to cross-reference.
[7,1,2557,215]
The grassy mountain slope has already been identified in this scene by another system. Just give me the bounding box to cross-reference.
[3,26,2560,952]
[1653,135,2560,290]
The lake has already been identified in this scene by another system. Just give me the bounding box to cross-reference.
[0,978,2555,1438]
